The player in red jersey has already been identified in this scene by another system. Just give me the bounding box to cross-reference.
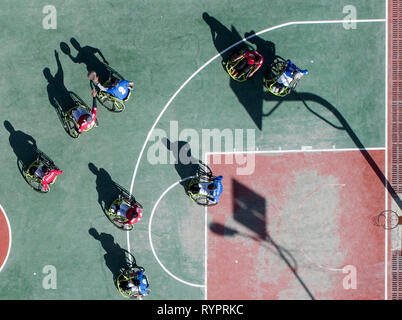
[34,165,63,192]
[231,50,263,79]
[72,89,98,133]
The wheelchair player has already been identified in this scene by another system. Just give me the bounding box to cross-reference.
[270,59,308,94]
[228,49,263,80]
[89,70,133,101]
[70,89,98,134]
[33,164,63,192]
[25,153,63,193]
[109,196,143,229]
[188,175,223,206]
[117,266,150,299]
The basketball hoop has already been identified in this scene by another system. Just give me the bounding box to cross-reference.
[373,210,402,229]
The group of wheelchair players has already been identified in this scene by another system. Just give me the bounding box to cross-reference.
[22,40,308,299]
[65,70,134,138]
[226,46,308,96]
[23,66,149,298]
[23,62,226,298]
[25,40,311,299]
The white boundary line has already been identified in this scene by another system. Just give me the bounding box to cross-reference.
[207,147,386,156]
[124,18,386,299]
[148,176,205,288]
[204,152,209,299]
[384,0,389,301]
[0,204,12,273]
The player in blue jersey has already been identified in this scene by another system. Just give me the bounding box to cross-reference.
[89,71,133,100]
[271,59,308,94]
[121,267,149,298]
[189,175,223,205]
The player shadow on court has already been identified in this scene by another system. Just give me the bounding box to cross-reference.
[88,163,125,215]
[161,138,201,189]
[88,228,137,284]
[60,37,112,85]
[284,90,402,210]
[202,13,276,130]
[209,179,316,300]
[4,121,40,176]
[43,50,86,135]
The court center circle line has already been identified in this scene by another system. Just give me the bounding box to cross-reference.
[149,176,205,288]
[0,204,12,273]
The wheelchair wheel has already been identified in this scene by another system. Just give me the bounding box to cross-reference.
[24,162,47,193]
[197,161,213,181]
[99,94,116,112]
[225,58,248,82]
[117,273,135,299]
[265,57,287,82]
[112,98,125,113]
[64,109,80,138]
[195,195,217,207]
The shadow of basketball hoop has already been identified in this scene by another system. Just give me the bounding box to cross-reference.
[372,210,402,230]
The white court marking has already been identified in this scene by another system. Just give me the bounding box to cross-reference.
[124,19,387,296]
[148,176,205,288]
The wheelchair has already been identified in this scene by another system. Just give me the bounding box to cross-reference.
[22,151,60,193]
[64,92,99,138]
[264,57,299,97]
[90,63,133,113]
[117,265,150,299]
[187,162,218,207]
[107,194,143,231]
[225,47,259,82]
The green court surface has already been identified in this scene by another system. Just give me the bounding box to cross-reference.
[0,0,387,299]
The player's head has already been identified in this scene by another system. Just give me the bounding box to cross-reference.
[88,71,96,80]
[83,114,92,124]
[208,183,217,191]
[42,165,50,175]
[111,77,119,87]
[253,55,261,64]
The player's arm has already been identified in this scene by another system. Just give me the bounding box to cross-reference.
[248,68,258,78]
[248,56,263,77]
[91,74,108,92]
[41,181,49,192]
[232,53,244,62]
[52,169,63,176]
[91,93,98,119]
